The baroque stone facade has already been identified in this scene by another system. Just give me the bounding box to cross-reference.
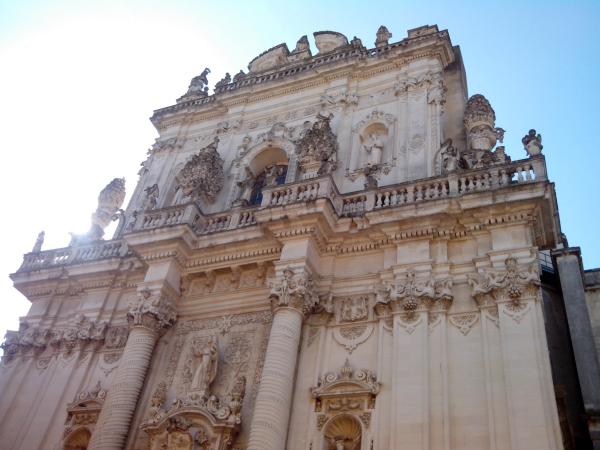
[2,24,600,450]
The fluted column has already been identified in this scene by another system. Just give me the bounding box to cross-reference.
[248,267,318,450]
[89,288,176,450]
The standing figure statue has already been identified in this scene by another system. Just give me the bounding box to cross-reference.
[32,231,45,252]
[190,336,219,396]
[235,167,254,205]
[143,184,159,210]
[363,133,384,167]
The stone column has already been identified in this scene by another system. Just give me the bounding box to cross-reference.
[247,267,318,450]
[553,248,600,448]
[88,288,176,450]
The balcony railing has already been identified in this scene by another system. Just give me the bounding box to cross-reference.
[18,240,128,272]
[16,156,546,273]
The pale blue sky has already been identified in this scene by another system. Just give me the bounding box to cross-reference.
[0,1,599,341]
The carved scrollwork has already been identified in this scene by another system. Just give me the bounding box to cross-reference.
[294,113,339,178]
[468,257,540,308]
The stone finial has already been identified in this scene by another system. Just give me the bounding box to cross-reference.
[32,231,45,253]
[294,35,310,53]
[522,129,543,156]
[463,94,498,153]
[375,25,392,48]
[215,72,231,89]
[77,177,126,242]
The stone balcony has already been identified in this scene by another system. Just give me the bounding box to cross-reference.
[14,155,548,274]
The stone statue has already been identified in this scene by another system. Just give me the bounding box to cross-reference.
[264,165,285,187]
[190,336,218,396]
[32,231,44,253]
[522,129,543,156]
[295,113,339,177]
[215,72,231,89]
[235,167,254,205]
[440,139,458,173]
[184,68,211,97]
[233,70,246,83]
[144,184,159,210]
[350,36,364,49]
[363,133,384,167]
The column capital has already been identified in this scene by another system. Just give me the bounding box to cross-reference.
[268,266,319,317]
[374,270,453,316]
[127,287,177,332]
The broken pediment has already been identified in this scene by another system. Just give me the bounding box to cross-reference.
[248,43,290,73]
[314,31,349,54]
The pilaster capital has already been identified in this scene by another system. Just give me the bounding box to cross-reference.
[468,257,540,307]
[127,287,177,332]
[268,266,319,317]
[374,270,453,316]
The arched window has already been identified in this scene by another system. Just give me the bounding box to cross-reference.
[249,164,288,205]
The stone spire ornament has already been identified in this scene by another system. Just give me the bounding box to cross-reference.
[32,231,45,253]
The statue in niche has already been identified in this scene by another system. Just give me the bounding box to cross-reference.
[234,167,254,205]
[362,133,384,167]
[440,139,459,173]
[143,183,159,210]
[265,165,286,187]
[32,231,44,252]
[190,336,219,396]
[522,129,543,156]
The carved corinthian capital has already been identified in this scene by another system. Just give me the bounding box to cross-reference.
[128,288,177,332]
[468,257,540,306]
[268,267,319,316]
[375,271,453,316]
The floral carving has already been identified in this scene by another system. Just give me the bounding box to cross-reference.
[176,137,224,203]
[295,113,339,177]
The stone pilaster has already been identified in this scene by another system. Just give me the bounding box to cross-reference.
[88,288,176,450]
[553,248,600,449]
[247,267,318,450]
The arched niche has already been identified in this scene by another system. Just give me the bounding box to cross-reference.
[358,122,389,168]
[64,427,91,450]
[233,143,294,206]
[322,414,363,450]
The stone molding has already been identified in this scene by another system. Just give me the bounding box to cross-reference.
[1,318,128,364]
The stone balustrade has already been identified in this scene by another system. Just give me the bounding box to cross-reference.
[16,156,546,273]
[18,240,127,272]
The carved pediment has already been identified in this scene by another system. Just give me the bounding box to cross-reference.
[312,359,380,400]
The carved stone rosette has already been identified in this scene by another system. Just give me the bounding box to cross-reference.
[468,257,540,323]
